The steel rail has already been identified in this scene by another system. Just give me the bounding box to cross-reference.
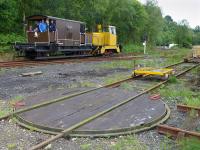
[157,124,200,140]
[0,55,142,68]
[29,63,199,150]
[177,104,200,115]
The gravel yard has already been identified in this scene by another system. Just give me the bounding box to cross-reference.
[0,60,199,150]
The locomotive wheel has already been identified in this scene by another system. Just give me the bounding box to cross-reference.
[25,51,37,59]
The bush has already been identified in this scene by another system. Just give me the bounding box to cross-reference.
[0,33,25,44]
[0,34,25,52]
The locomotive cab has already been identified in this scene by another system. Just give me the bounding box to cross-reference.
[91,25,120,55]
[26,17,56,44]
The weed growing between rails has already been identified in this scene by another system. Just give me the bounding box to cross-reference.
[0,95,24,118]
[0,100,12,118]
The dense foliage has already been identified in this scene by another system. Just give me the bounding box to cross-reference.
[0,0,200,50]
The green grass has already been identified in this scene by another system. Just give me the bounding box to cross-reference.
[159,81,196,101]
[79,136,146,150]
[138,48,190,67]
[80,143,92,150]
[93,47,191,72]
[178,138,200,150]
[159,79,200,107]
[110,135,147,150]
[159,136,175,150]
[96,47,191,70]
[0,100,13,118]
[183,97,200,107]
[97,60,137,70]
[103,73,130,85]
[0,95,24,118]
[0,107,13,118]
[79,81,96,87]
[191,67,200,75]
[148,47,190,58]
[0,68,6,75]
[168,76,178,83]
[7,143,17,150]
[123,43,144,53]
[120,82,135,91]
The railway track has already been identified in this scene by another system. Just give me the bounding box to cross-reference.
[0,61,184,121]
[157,124,200,140]
[0,54,142,68]
[157,104,200,140]
[177,104,200,115]
[1,61,199,149]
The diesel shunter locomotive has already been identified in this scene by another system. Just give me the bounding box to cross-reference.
[14,15,121,59]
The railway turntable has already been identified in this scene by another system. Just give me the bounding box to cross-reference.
[13,87,170,137]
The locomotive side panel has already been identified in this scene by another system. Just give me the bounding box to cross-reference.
[56,20,81,47]
[27,32,49,43]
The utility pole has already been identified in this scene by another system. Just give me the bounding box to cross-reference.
[143,40,147,55]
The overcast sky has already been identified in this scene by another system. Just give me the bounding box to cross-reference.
[139,0,200,28]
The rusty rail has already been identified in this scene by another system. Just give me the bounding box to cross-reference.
[0,55,142,68]
[177,104,200,115]
[157,124,200,140]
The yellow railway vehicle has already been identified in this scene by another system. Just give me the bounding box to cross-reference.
[132,67,174,79]
[91,25,120,55]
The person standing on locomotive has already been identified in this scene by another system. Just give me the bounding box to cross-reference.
[39,19,47,32]
[49,20,56,32]
[33,21,40,37]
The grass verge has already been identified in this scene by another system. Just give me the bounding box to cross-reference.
[178,137,200,150]
[110,135,147,150]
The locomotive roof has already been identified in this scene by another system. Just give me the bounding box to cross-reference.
[27,15,85,24]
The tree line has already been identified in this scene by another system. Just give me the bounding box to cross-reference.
[0,0,200,48]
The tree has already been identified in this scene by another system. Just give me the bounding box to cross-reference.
[157,15,177,46]
[0,0,18,33]
[144,0,163,45]
[164,15,173,23]
[175,20,192,48]
[108,0,147,43]
[194,26,200,33]
[193,26,200,45]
